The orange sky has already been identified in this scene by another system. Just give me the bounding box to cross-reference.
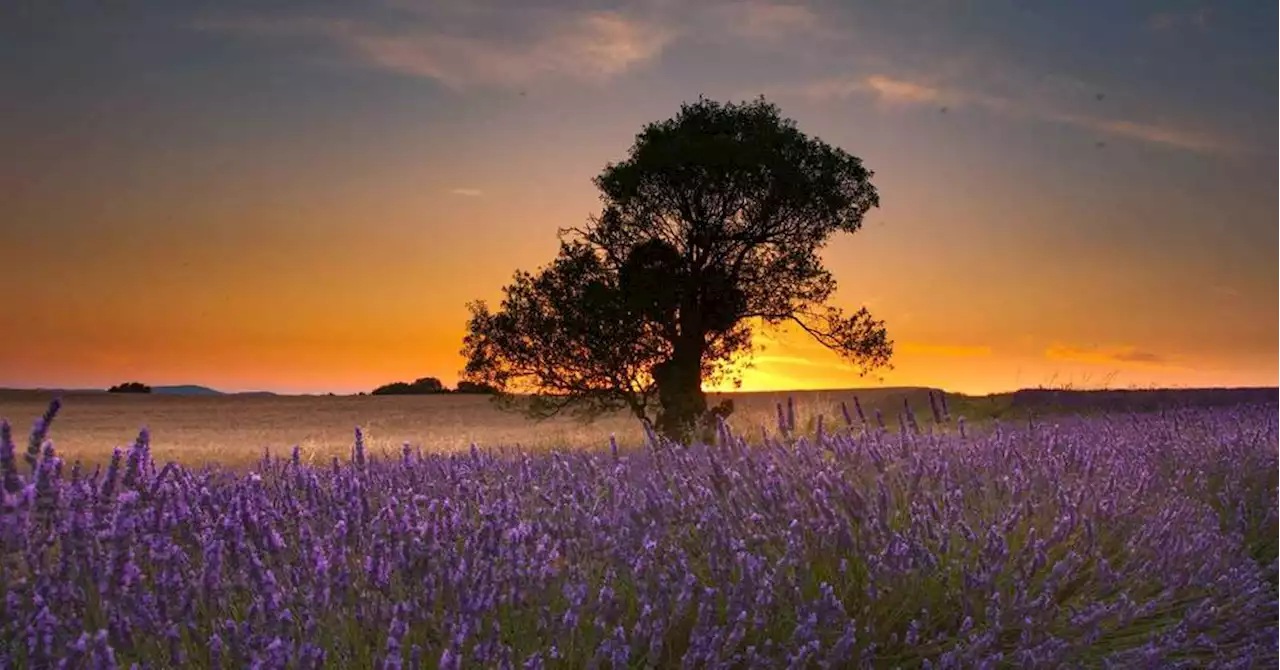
[1,0,1276,395]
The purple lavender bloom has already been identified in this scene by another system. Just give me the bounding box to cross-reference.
[26,398,62,474]
[0,400,1271,668]
[0,421,21,494]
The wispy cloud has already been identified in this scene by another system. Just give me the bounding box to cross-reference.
[449,187,483,197]
[798,73,1233,154]
[1111,350,1165,364]
[719,1,821,43]
[1045,344,1181,368]
[199,0,837,90]
[800,74,999,109]
[752,354,860,373]
[861,75,949,105]
[1047,114,1229,154]
[198,9,674,89]
[753,338,991,364]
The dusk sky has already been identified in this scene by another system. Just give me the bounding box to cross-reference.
[2,0,1275,395]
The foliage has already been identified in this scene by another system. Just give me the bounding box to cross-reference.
[0,399,1276,667]
[369,378,499,396]
[106,382,151,394]
[463,97,892,441]
[462,240,666,423]
[371,377,446,396]
[453,380,499,395]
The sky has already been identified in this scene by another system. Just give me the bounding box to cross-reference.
[1,0,1275,395]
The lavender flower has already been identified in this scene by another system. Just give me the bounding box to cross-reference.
[0,401,1270,668]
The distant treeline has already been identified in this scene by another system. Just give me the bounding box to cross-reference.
[107,382,152,394]
[370,377,497,396]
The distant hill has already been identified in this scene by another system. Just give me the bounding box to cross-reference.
[0,386,276,399]
[148,385,279,397]
[152,385,224,396]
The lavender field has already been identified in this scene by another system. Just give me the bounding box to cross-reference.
[1,399,1276,668]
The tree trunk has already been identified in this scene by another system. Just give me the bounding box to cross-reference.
[654,335,707,443]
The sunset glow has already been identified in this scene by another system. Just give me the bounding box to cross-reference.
[2,1,1275,395]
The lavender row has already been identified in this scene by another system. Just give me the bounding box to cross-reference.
[1,400,1276,668]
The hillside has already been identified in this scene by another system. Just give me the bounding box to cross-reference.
[153,385,223,396]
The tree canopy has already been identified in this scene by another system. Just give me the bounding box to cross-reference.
[462,97,893,441]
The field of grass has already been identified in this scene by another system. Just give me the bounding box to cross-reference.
[0,388,954,468]
[1,386,1271,469]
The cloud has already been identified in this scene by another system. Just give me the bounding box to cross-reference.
[1045,344,1178,368]
[897,343,993,357]
[449,187,483,197]
[200,0,839,90]
[198,9,674,89]
[861,75,948,105]
[754,354,845,368]
[1047,114,1230,154]
[799,74,999,109]
[798,73,1233,154]
[719,1,821,43]
[758,336,992,361]
[1110,350,1165,364]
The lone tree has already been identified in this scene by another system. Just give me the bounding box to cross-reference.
[462,97,892,441]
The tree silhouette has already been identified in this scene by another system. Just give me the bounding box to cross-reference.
[462,97,893,440]
[455,380,499,394]
[107,382,151,394]
[371,377,445,395]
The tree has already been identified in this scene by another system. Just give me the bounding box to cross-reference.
[371,377,445,395]
[107,382,151,394]
[455,380,499,394]
[462,97,893,441]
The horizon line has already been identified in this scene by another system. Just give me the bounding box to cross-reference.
[2,383,1276,399]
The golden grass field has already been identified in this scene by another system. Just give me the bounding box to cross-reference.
[0,388,944,468]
